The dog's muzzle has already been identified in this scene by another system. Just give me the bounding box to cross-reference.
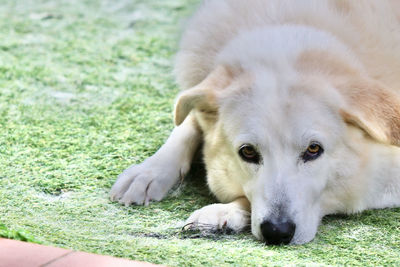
[260,219,296,245]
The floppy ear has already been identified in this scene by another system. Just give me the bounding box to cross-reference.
[174,65,233,125]
[339,79,400,146]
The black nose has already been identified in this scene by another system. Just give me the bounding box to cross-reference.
[260,220,296,245]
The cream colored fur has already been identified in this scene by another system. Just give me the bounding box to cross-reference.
[111,0,400,244]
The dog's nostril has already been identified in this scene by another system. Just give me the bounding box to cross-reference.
[260,220,296,245]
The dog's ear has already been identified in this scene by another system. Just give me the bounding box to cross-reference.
[339,79,400,146]
[174,65,233,125]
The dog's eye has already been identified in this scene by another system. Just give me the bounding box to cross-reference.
[302,142,324,162]
[239,144,260,164]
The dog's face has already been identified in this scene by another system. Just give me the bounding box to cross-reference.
[217,70,357,244]
[175,55,400,244]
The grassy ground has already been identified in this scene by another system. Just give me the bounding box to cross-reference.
[0,0,399,266]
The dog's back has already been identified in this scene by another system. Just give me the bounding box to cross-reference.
[175,0,400,90]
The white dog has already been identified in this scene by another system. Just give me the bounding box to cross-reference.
[110,0,400,245]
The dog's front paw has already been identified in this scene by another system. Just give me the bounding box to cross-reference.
[184,203,250,233]
[110,157,185,206]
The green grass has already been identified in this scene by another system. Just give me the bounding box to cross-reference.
[0,223,40,243]
[0,0,399,266]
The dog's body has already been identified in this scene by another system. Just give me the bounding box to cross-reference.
[111,0,400,244]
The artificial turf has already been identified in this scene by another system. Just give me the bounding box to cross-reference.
[0,0,399,266]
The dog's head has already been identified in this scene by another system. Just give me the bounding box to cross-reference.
[174,27,400,244]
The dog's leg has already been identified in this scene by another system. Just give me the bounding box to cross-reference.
[110,114,201,205]
[184,197,251,233]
